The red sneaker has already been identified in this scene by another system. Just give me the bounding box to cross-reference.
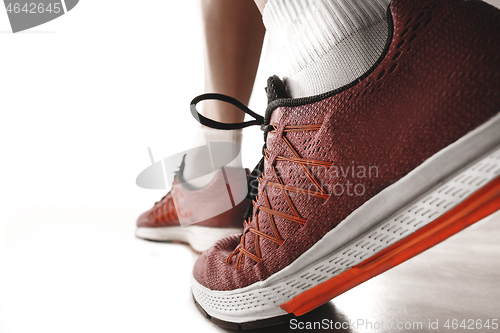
[136,167,249,253]
[190,0,500,328]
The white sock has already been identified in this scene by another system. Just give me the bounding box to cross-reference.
[263,0,391,98]
[183,126,243,188]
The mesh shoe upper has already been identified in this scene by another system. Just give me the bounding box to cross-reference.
[193,0,500,291]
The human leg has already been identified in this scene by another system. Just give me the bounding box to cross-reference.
[136,0,265,252]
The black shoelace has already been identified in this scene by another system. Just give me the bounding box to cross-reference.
[190,93,272,221]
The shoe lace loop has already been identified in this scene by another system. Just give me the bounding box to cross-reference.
[191,93,328,270]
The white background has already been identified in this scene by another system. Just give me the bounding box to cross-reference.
[1,1,500,333]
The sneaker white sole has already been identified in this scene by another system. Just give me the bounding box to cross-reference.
[192,112,500,326]
[136,226,242,253]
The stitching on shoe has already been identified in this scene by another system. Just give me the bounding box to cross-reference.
[226,124,332,270]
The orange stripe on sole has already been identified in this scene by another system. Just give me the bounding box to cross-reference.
[280,175,500,316]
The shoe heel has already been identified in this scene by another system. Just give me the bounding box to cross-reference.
[280,175,500,316]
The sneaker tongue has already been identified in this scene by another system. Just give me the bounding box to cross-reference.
[265,75,288,104]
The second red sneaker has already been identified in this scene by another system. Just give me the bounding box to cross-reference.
[190,0,500,328]
[136,167,249,253]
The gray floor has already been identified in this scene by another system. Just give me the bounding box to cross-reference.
[1,206,498,333]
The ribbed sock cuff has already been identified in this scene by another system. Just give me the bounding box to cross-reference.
[263,0,391,97]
